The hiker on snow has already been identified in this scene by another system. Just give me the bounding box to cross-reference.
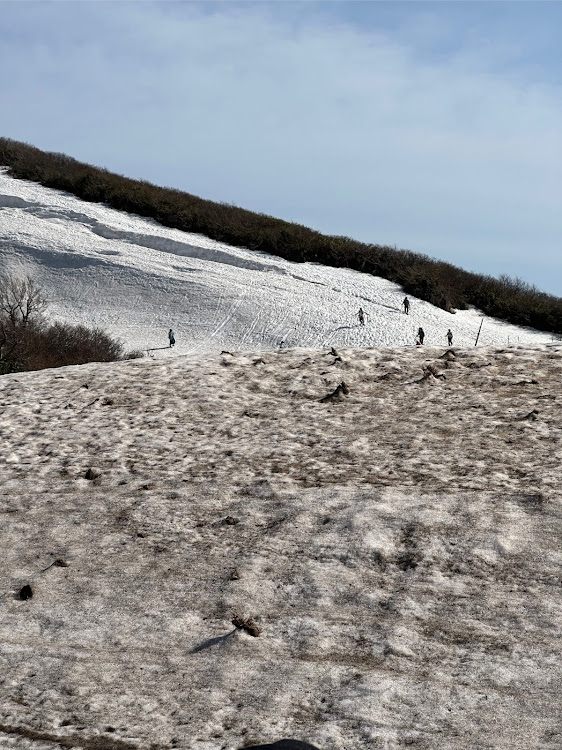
[418,327,425,345]
[168,329,176,347]
[358,307,366,326]
[447,329,453,346]
[403,297,410,314]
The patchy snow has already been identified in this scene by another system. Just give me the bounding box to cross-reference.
[1,170,560,749]
[0,168,555,357]
[1,344,561,750]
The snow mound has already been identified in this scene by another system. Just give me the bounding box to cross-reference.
[0,344,561,750]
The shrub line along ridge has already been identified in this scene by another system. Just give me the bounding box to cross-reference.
[1,137,561,334]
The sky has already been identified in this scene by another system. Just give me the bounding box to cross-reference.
[1,0,561,296]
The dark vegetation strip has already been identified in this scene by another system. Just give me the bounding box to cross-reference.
[1,137,561,334]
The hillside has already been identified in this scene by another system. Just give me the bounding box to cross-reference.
[0,169,554,358]
[1,344,561,750]
[1,137,562,335]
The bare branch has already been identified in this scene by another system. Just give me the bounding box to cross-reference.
[0,274,47,328]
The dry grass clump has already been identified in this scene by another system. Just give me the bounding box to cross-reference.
[232,614,262,637]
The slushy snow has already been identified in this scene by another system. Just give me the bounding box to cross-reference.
[0,171,560,750]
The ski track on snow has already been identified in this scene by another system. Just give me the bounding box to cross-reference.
[0,168,556,357]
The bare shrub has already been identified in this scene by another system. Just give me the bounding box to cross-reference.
[0,274,48,373]
[0,274,47,327]
[0,274,130,373]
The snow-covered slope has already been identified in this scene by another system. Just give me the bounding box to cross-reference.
[0,169,553,354]
[1,168,560,750]
[1,345,561,750]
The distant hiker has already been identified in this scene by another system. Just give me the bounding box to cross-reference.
[168,329,176,347]
[447,329,453,346]
[403,297,410,314]
[358,307,366,326]
[418,327,425,345]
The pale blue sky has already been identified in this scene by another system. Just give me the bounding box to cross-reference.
[1,1,561,295]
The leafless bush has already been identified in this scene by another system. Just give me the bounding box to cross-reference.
[0,274,47,327]
[0,274,47,373]
[0,274,132,373]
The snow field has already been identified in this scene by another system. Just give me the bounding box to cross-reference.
[0,169,555,358]
[0,344,561,750]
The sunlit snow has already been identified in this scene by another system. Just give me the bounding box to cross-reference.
[0,169,554,355]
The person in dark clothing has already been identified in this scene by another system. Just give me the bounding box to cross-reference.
[447,329,453,346]
[358,307,366,326]
[418,327,425,344]
[403,297,410,314]
[168,329,176,347]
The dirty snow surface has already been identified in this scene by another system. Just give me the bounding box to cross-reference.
[1,344,561,750]
[0,168,554,354]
